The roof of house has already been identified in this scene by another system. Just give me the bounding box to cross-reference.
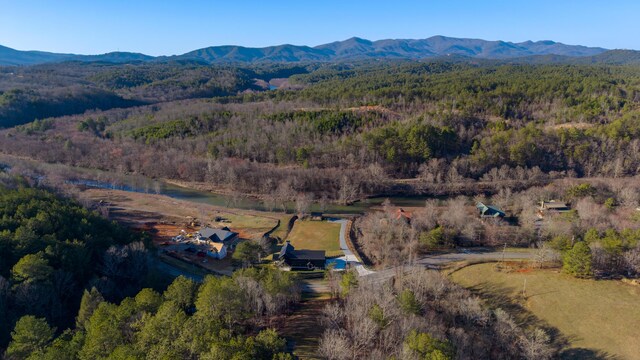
[395,208,413,220]
[279,241,325,261]
[199,227,238,242]
[288,250,326,261]
[476,202,506,217]
[280,241,295,258]
[210,242,226,252]
[541,201,570,210]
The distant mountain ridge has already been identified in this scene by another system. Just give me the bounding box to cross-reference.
[0,36,631,66]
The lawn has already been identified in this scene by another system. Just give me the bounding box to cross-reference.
[215,212,288,239]
[450,263,640,360]
[286,220,342,257]
[268,214,295,240]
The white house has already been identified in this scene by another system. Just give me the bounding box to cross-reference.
[206,242,228,259]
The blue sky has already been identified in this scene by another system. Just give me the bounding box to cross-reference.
[0,0,637,55]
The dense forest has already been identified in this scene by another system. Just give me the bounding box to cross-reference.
[0,176,145,350]
[2,60,640,204]
[4,270,300,360]
[0,172,303,359]
[0,62,312,128]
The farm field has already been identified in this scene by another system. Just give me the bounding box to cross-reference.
[286,220,342,257]
[81,188,292,274]
[220,212,289,239]
[451,263,640,360]
[82,188,287,240]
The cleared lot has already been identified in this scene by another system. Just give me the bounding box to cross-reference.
[451,263,640,359]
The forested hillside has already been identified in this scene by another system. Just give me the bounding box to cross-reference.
[0,174,302,359]
[2,60,640,203]
[0,36,614,66]
[0,62,312,127]
[3,270,299,360]
[0,180,145,349]
[3,57,640,359]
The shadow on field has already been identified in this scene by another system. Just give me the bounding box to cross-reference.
[559,347,617,360]
[467,281,575,355]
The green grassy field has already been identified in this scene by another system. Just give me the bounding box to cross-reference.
[286,220,342,257]
[269,214,294,240]
[218,212,289,239]
[450,263,640,360]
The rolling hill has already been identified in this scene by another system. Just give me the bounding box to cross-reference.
[0,36,621,65]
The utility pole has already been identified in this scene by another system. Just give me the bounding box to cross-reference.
[522,278,527,299]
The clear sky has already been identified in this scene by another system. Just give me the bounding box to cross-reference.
[0,0,637,56]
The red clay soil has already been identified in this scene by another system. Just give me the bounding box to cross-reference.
[132,222,197,246]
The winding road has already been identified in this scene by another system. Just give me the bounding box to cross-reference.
[330,218,537,280]
[329,219,375,276]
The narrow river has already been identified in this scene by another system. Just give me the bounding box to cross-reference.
[69,178,432,214]
[1,155,432,214]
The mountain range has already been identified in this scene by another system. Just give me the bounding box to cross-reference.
[0,36,632,66]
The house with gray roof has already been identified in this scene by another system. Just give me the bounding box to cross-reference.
[278,241,325,270]
[197,227,239,248]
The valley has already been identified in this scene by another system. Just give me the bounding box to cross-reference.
[2,30,640,359]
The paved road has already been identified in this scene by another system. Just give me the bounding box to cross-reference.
[329,219,375,276]
[329,218,538,281]
[415,248,536,268]
[362,249,538,283]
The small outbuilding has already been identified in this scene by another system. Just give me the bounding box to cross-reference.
[537,200,571,218]
[540,201,570,212]
[395,208,413,224]
[278,241,325,270]
[476,202,506,218]
[309,212,324,221]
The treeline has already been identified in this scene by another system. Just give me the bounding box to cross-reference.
[558,228,640,279]
[3,61,640,201]
[0,183,147,349]
[320,269,555,359]
[285,63,638,121]
[0,61,314,128]
[353,179,640,269]
[0,87,142,128]
[4,268,299,359]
